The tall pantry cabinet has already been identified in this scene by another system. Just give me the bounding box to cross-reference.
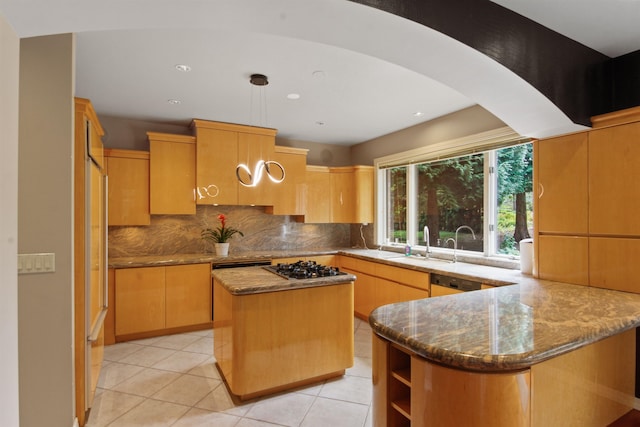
[535,106,640,293]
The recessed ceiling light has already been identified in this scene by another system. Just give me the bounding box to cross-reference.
[312,70,326,80]
[175,64,191,72]
[167,99,182,105]
[287,93,301,100]
[413,112,424,117]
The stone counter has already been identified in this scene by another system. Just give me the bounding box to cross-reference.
[369,280,640,372]
[108,248,339,269]
[212,265,356,295]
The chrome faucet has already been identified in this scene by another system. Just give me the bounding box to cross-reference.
[423,225,430,259]
[453,225,476,263]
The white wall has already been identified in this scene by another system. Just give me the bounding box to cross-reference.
[0,12,21,427]
[18,34,75,427]
[350,105,507,165]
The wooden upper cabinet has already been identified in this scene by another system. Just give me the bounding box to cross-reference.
[329,166,374,224]
[330,167,356,223]
[194,124,239,205]
[104,149,150,226]
[265,146,309,216]
[148,132,196,215]
[237,131,276,206]
[589,121,640,236]
[535,132,588,234]
[191,119,277,206]
[354,165,374,224]
[304,166,332,223]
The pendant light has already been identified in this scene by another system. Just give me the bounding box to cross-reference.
[236,74,286,187]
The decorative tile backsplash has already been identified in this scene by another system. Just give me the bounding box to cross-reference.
[108,205,360,257]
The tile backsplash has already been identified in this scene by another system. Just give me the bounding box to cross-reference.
[108,205,360,257]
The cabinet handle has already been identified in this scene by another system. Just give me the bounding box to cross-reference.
[340,192,344,206]
[538,183,544,198]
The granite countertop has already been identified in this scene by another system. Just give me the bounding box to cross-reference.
[108,248,340,269]
[369,280,640,372]
[212,265,356,295]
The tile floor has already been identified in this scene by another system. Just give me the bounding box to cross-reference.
[86,318,373,427]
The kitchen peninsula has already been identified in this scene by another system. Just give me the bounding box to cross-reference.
[369,281,640,427]
[212,264,356,400]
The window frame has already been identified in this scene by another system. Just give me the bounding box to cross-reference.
[374,127,531,261]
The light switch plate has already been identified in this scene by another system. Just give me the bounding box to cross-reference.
[18,253,56,274]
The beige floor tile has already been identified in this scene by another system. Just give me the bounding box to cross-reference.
[98,362,145,389]
[151,350,210,373]
[186,328,213,338]
[186,358,221,379]
[108,398,190,427]
[354,339,372,358]
[182,336,214,354]
[152,374,221,406]
[244,392,315,426]
[301,397,369,427]
[85,389,145,427]
[118,345,176,367]
[319,375,372,405]
[347,356,373,378]
[172,407,240,427]
[111,367,181,397]
[151,333,202,350]
[194,383,254,417]
[103,342,144,362]
[236,418,287,427]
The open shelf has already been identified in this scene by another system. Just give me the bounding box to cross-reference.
[389,344,412,425]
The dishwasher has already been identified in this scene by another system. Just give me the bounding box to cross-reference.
[430,273,482,297]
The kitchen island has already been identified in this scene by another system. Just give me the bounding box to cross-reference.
[213,265,356,400]
[369,281,640,426]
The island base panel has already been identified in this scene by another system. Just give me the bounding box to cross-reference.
[531,329,635,427]
[214,281,354,400]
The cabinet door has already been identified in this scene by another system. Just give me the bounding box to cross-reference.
[304,166,332,223]
[237,132,276,206]
[330,168,355,223]
[589,122,640,236]
[590,237,640,294]
[149,134,196,215]
[265,147,307,215]
[354,166,374,224]
[105,150,150,226]
[165,263,212,328]
[536,132,588,234]
[377,277,428,307]
[537,235,589,285]
[350,269,377,318]
[115,267,165,335]
[195,127,238,205]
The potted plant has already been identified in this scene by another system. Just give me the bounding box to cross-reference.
[201,214,244,256]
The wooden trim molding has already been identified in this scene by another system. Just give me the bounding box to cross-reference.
[591,106,640,128]
[146,131,196,144]
[191,118,277,137]
[104,148,149,159]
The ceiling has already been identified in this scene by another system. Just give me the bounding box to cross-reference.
[2,0,639,145]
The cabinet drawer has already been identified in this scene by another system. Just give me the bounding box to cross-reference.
[376,264,429,291]
[339,256,376,275]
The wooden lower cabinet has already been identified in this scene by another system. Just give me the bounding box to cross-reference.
[373,329,635,427]
[537,235,589,285]
[213,278,354,400]
[115,266,166,336]
[165,263,212,328]
[114,263,212,339]
[589,237,640,293]
[339,256,429,319]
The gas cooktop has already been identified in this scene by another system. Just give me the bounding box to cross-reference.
[263,260,346,280]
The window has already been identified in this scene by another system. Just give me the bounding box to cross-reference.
[377,141,533,259]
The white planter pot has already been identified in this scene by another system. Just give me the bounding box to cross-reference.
[214,242,230,256]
